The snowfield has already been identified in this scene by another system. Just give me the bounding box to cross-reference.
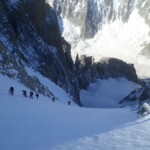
[80,78,139,108]
[0,74,150,150]
[53,115,150,150]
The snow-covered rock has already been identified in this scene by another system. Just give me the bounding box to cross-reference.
[140,102,150,114]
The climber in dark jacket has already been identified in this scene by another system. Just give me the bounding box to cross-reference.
[35,93,39,99]
[22,90,27,97]
[68,101,71,105]
[52,97,55,102]
[29,91,34,99]
[9,86,14,95]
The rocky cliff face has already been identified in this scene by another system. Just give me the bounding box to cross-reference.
[0,0,79,103]
[49,0,150,39]
[0,0,138,105]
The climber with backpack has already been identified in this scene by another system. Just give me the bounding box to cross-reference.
[9,86,14,95]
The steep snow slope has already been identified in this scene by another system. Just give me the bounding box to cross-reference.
[0,74,150,150]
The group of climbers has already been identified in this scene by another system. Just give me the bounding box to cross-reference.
[9,86,39,99]
[9,86,71,105]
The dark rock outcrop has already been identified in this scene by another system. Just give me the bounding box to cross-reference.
[75,56,138,90]
[96,57,138,82]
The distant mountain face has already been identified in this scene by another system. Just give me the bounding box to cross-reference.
[49,0,150,39]
[0,0,138,105]
[49,0,150,78]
